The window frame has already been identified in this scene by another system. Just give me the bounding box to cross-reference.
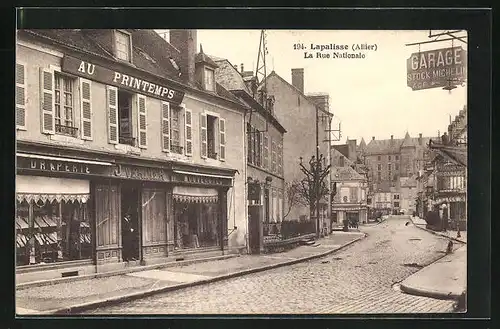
[204,67,216,92]
[53,71,78,137]
[114,29,133,63]
[203,110,221,161]
[170,104,183,153]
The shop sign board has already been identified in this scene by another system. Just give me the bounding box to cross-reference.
[62,55,185,105]
[113,164,170,182]
[17,157,106,175]
[407,46,467,91]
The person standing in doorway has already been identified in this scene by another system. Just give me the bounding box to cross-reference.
[122,207,136,261]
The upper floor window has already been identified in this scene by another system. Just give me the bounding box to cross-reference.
[200,113,225,161]
[377,155,381,161]
[377,164,381,171]
[118,90,135,146]
[115,30,132,62]
[388,163,391,171]
[396,155,399,161]
[388,155,391,161]
[54,73,77,137]
[204,68,215,92]
[395,163,399,170]
[170,105,183,154]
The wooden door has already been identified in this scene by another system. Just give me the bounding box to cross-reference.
[94,182,120,263]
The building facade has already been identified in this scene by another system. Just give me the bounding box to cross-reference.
[263,69,333,229]
[15,29,247,283]
[417,106,467,230]
[212,57,286,252]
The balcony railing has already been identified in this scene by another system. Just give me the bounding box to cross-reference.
[171,144,184,155]
[119,135,136,146]
[55,124,78,138]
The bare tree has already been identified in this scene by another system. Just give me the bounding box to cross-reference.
[283,181,305,220]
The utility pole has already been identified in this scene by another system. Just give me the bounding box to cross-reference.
[315,105,320,238]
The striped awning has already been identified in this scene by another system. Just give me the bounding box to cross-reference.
[16,193,90,204]
[16,234,29,248]
[34,232,58,246]
[173,186,219,203]
[80,233,91,244]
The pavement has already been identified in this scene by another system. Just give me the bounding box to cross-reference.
[411,216,467,244]
[400,244,466,300]
[16,230,366,315]
[78,217,459,314]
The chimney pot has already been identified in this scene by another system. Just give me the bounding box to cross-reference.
[241,63,244,73]
[372,136,375,140]
[391,135,393,140]
[291,68,305,94]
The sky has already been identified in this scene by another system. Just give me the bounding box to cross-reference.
[157,29,467,145]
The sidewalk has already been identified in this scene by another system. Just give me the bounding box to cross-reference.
[400,245,466,300]
[16,231,366,315]
[410,216,467,244]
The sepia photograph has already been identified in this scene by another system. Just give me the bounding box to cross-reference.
[15,26,470,316]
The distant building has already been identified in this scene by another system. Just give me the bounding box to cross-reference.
[330,148,368,226]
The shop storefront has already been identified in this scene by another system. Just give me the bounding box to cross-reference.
[15,152,114,270]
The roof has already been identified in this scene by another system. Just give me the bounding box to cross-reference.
[262,71,333,117]
[429,143,467,167]
[211,56,286,133]
[332,144,349,158]
[212,58,251,93]
[195,45,219,68]
[365,135,432,155]
[331,165,365,182]
[20,29,245,108]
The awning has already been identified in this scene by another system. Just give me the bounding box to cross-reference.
[173,170,233,179]
[16,175,90,203]
[34,232,58,246]
[80,233,91,244]
[16,234,29,248]
[16,152,113,166]
[173,186,219,203]
[16,217,29,230]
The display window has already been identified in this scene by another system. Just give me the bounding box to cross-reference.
[173,202,219,249]
[16,199,91,266]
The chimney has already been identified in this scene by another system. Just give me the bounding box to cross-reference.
[391,135,393,140]
[291,68,304,93]
[348,139,357,162]
[241,63,244,73]
[419,133,422,145]
[372,136,375,140]
[169,29,197,84]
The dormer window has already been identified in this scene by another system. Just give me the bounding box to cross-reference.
[115,30,132,62]
[204,68,215,92]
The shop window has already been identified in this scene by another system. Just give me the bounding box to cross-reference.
[54,73,77,137]
[170,105,183,154]
[173,202,220,249]
[115,30,132,62]
[118,90,135,146]
[16,199,91,266]
[204,68,215,92]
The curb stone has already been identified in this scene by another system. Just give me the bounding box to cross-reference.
[409,217,466,244]
[31,233,367,315]
[17,254,239,290]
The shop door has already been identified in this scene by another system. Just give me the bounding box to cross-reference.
[94,182,120,263]
[248,205,263,254]
[121,184,140,261]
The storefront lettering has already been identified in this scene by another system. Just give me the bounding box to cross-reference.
[114,164,168,182]
[30,159,90,174]
[62,55,185,105]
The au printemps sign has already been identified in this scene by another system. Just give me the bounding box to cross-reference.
[406,46,467,91]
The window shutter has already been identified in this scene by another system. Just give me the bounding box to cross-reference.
[271,140,276,173]
[16,63,27,130]
[219,118,226,161]
[106,85,119,144]
[80,78,93,140]
[161,101,170,152]
[277,141,282,175]
[137,94,147,148]
[263,133,269,169]
[200,113,207,158]
[259,131,263,167]
[39,67,55,134]
[184,108,192,156]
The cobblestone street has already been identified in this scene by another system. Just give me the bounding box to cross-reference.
[81,217,459,314]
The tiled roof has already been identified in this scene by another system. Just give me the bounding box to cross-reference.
[212,58,251,93]
[21,29,244,107]
[331,165,365,181]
